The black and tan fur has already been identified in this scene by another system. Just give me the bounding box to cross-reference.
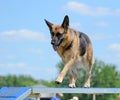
[45,15,94,88]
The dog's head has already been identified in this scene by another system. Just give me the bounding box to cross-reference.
[45,15,69,51]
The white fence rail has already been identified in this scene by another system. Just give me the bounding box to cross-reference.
[32,87,120,94]
[31,87,120,100]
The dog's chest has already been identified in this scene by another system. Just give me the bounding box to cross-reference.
[59,50,74,63]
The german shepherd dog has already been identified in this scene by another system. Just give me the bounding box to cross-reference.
[45,15,94,88]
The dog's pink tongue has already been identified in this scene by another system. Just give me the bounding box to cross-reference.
[53,45,58,51]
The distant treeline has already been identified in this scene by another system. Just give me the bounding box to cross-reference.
[0,75,38,88]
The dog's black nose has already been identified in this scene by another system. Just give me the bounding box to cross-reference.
[51,40,55,45]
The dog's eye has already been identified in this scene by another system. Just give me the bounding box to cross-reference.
[56,33,62,38]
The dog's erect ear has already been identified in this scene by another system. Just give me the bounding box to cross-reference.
[45,19,53,29]
[62,15,69,30]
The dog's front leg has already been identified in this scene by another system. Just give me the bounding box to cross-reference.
[56,58,74,84]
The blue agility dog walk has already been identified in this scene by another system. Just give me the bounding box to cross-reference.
[0,87,31,100]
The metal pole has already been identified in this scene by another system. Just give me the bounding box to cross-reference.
[93,94,96,100]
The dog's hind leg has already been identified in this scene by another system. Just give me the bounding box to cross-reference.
[68,69,78,88]
[83,64,92,88]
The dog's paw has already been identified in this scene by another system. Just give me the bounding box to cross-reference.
[69,83,76,88]
[83,84,90,88]
[55,76,63,84]
[55,80,62,84]
[55,78,62,84]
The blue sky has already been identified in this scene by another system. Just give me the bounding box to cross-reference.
[0,0,120,81]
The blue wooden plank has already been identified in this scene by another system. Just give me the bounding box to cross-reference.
[13,87,31,98]
[0,87,31,99]
[0,87,8,94]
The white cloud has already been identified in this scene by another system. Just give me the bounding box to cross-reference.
[2,55,16,61]
[117,34,120,38]
[0,62,27,68]
[90,33,112,40]
[70,22,82,30]
[0,29,48,42]
[90,33,120,41]
[100,43,120,69]
[95,22,110,27]
[108,43,120,51]
[63,1,120,16]
[0,62,57,80]
[27,48,42,55]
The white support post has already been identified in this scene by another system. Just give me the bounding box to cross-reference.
[93,94,96,100]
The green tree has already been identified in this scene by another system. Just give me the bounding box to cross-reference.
[55,60,120,100]
[0,75,38,88]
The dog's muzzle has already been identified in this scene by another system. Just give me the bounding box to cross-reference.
[51,40,56,45]
[51,38,64,51]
